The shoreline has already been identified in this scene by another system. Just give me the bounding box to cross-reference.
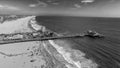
[29,16,98,68]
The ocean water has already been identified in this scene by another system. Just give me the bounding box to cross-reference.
[36,16,120,68]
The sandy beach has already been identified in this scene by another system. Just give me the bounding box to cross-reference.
[0,16,98,68]
[0,16,47,68]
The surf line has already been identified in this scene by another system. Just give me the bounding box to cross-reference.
[29,16,98,68]
[48,40,82,68]
[28,16,82,68]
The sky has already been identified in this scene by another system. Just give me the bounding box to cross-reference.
[0,0,120,17]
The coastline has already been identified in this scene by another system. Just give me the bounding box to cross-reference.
[0,15,98,68]
[29,16,98,68]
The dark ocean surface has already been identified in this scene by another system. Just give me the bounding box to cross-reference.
[36,16,120,68]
